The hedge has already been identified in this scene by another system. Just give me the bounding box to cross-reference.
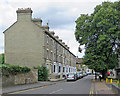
[1,64,31,76]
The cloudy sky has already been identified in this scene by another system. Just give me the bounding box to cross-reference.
[0,0,118,57]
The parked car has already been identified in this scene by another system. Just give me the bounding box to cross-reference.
[77,71,83,79]
[76,72,80,79]
[67,73,77,81]
[83,72,87,77]
[87,72,92,75]
[62,74,67,79]
[79,71,84,78]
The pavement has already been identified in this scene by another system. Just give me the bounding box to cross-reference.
[92,79,116,95]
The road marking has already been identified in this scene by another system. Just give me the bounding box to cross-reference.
[49,89,63,94]
[89,90,93,96]
[92,89,93,94]
[8,84,56,94]
[89,90,91,95]
[89,76,94,96]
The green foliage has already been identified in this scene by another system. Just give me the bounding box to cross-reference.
[34,65,48,81]
[0,54,4,64]
[75,1,120,78]
[77,69,81,71]
[1,54,4,64]
[114,83,120,88]
[0,55,2,64]
[1,64,31,76]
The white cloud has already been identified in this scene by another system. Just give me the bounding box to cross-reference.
[0,32,4,54]
[0,0,16,27]
[52,24,85,57]
[0,0,118,57]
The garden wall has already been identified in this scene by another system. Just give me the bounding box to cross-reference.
[2,69,38,87]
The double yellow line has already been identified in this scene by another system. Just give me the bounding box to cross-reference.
[89,76,95,96]
[89,89,93,96]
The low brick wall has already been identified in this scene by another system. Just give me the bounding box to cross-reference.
[112,84,120,95]
[2,69,38,87]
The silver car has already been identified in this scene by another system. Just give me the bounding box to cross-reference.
[67,73,77,81]
[76,71,82,79]
[79,71,83,78]
[83,72,87,77]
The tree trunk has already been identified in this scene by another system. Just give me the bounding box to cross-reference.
[94,70,97,80]
[102,69,107,80]
[95,74,97,80]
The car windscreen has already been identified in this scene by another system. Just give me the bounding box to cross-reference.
[68,74,74,77]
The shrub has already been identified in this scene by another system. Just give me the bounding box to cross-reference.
[77,69,81,71]
[34,65,48,81]
[23,66,31,73]
[2,64,31,76]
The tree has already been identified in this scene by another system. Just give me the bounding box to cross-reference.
[1,54,4,64]
[75,1,120,79]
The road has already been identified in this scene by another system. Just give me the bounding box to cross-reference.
[8,75,94,95]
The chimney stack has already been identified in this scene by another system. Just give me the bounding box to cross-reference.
[50,31,55,35]
[32,18,42,26]
[16,8,33,22]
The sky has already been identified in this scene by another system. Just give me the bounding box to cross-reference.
[0,0,118,58]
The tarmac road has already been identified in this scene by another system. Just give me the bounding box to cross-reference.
[8,75,94,95]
